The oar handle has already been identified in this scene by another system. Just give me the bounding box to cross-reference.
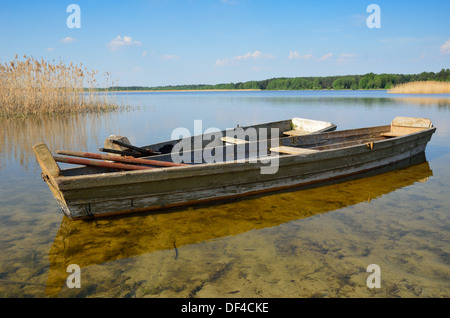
[54,156,152,170]
[57,150,188,167]
[99,147,141,157]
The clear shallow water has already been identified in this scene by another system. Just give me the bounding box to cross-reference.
[0,90,449,297]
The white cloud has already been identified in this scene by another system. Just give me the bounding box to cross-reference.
[440,39,450,54]
[336,53,357,64]
[235,50,272,60]
[161,54,180,60]
[339,53,356,58]
[46,48,54,52]
[409,54,427,63]
[142,50,148,58]
[60,37,77,43]
[215,50,273,66]
[108,35,142,51]
[289,51,313,60]
[318,52,333,61]
[215,58,230,66]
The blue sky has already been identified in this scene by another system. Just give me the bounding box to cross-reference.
[0,0,449,86]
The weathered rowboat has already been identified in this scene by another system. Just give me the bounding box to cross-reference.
[33,116,435,220]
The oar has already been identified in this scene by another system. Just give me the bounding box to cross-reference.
[56,150,188,167]
[54,156,153,170]
[111,139,160,155]
[99,147,145,157]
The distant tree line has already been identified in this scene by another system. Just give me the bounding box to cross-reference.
[109,69,450,91]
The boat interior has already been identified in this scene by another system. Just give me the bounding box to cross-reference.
[57,117,432,177]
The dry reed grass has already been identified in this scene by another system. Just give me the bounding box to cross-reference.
[388,81,450,94]
[0,54,119,118]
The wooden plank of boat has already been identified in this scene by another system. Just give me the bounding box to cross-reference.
[270,146,319,155]
[392,116,432,128]
[382,117,433,138]
[220,136,249,144]
[387,117,433,137]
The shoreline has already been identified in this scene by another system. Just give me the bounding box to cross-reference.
[111,89,262,93]
[102,88,449,94]
[109,88,386,93]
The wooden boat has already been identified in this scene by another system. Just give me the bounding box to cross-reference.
[33,116,435,220]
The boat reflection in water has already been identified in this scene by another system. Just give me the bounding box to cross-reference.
[46,153,432,296]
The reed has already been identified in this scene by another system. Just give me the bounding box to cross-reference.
[388,81,450,94]
[0,54,119,118]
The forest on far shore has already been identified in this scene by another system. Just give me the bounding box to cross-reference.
[110,68,450,91]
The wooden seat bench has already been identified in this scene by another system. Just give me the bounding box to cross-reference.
[221,137,249,144]
[270,146,319,155]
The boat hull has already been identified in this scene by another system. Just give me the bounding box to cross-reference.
[46,124,435,220]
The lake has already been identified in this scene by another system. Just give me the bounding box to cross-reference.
[0,90,449,298]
